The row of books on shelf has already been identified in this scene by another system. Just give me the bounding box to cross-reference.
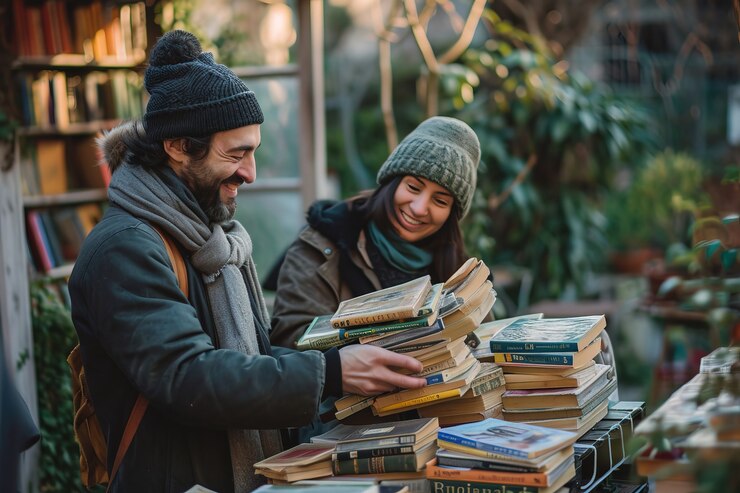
[12,0,148,63]
[250,401,647,492]
[19,136,111,197]
[17,69,145,129]
[26,203,104,273]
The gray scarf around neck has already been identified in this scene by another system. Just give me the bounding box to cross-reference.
[108,162,281,492]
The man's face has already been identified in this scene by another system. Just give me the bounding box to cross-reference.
[179,125,261,223]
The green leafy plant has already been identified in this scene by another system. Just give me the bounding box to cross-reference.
[606,149,708,254]
[456,10,653,303]
[30,281,88,493]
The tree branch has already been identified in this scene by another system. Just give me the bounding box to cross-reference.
[488,153,538,211]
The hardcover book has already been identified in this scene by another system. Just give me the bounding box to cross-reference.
[332,442,436,475]
[488,315,606,353]
[436,418,577,459]
[331,275,432,328]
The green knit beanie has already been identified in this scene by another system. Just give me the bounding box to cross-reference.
[376,116,480,218]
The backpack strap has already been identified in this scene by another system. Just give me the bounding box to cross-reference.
[107,225,188,490]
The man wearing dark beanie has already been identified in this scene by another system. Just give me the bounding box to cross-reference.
[68,30,426,493]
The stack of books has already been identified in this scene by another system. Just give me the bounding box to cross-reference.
[298,257,497,422]
[427,417,577,492]
[482,315,617,436]
[310,417,439,482]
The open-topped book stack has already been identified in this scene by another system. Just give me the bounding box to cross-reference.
[428,418,577,492]
[480,315,616,436]
[295,257,497,423]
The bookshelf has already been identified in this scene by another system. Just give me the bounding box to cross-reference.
[9,0,159,281]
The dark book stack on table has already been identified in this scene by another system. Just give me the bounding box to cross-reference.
[429,417,578,492]
[308,417,440,491]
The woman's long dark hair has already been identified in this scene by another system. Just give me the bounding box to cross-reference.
[352,176,468,283]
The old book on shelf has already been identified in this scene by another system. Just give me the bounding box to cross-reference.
[443,258,490,303]
[436,418,577,460]
[490,337,601,368]
[330,275,432,328]
[501,364,610,410]
[331,432,436,461]
[489,315,606,353]
[35,139,68,195]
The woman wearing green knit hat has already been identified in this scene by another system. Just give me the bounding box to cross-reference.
[270,116,482,352]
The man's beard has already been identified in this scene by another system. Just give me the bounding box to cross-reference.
[182,161,238,223]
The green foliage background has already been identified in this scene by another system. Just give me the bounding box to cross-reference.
[30,282,88,493]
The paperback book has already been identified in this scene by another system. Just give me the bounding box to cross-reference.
[501,364,610,410]
[331,275,432,328]
[488,315,606,353]
[436,418,577,460]
[312,417,439,453]
[490,337,602,368]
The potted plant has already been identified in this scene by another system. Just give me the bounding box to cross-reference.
[605,149,709,276]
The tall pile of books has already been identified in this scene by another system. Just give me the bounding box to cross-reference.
[303,257,500,422]
[427,417,577,492]
[483,315,617,436]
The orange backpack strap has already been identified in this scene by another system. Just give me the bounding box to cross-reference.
[107,225,189,490]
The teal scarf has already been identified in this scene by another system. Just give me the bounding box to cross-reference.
[367,221,433,274]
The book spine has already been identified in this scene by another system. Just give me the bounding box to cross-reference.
[334,397,374,420]
[333,453,419,475]
[493,352,574,366]
[339,321,419,340]
[470,375,506,397]
[436,456,533,474]
[334,435,417,453]
[332,445,416,460]
[375,389,461,414]
[427,462,548,486]
[490,341,580,353]
[428,478,542,493]
[436,433,526,459]
[296,332,342,351]
[331,309,416,329]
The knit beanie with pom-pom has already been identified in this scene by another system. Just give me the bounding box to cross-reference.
[143,30,264,140]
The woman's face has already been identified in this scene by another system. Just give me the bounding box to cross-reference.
[389,176,454,242]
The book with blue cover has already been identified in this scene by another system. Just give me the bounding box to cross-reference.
[436,417,577,459]
[490,337,602,368]
[488,315,606,353]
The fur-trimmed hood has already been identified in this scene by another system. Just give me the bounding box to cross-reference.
[97,120,142,173]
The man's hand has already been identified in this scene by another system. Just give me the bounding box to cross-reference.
[338,344,427,396]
